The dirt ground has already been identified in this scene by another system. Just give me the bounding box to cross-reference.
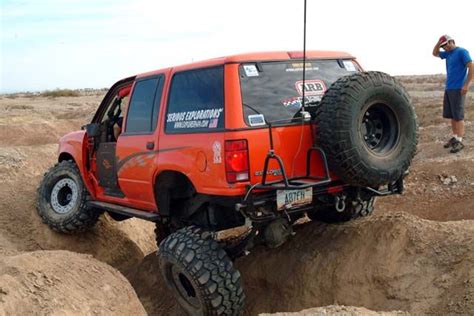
[0,250,146,315]
[0,75,472,315]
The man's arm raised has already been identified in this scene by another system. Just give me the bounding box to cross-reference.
[432,39,444,57]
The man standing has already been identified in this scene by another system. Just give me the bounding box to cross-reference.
[432,35,473,153]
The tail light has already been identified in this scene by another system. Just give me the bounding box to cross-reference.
[225,140,250,183]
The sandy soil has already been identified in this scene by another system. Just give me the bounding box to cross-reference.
[259,305,409,315]
[0,250,146,315]
[0,75,472,315]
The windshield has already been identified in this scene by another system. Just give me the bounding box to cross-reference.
[239,59,359,125]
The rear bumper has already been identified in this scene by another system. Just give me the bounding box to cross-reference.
[236,177,404,223]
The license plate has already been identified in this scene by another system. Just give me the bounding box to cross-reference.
[276,187,313,211]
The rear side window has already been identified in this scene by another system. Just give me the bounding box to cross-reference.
[165,66,224,133]
[125,76,163,133]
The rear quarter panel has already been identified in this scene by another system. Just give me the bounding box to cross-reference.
[156,65,238,196]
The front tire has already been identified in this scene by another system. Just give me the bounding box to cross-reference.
[158,226,245,315]
[36,160,100,233]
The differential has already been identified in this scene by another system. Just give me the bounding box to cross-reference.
[263,218,293,248]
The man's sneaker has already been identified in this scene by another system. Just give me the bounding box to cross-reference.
[450,140,464,153]
[444,137,456,148]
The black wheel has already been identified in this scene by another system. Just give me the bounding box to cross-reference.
[36,160,101,233]
[315,71,418,187]
[308,193,375,223]
[158,226,245,315]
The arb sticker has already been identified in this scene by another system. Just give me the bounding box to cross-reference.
[295,80,326,96]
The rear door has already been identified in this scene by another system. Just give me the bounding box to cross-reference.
[115,75,165,210]
[238,59,360,181]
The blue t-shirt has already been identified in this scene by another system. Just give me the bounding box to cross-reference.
[440,47,472,90]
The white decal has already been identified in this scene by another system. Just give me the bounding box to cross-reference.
[281,96,321,109]
[174,120,209,129]
[343,60,356,72]
[213,141,222,164]
[166,108,223,129]
[243,64,259,77]
[248,114,266,126]
[295,80,327,96]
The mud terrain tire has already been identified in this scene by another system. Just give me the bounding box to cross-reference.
[37,161,100,233]
[158,226,245,315]
[315,71,417,187]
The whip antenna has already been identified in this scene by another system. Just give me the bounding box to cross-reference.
[302,0,307,110]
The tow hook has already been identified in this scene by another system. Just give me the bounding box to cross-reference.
[335,194,346,213]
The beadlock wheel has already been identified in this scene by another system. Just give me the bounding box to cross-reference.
[37,160,101,233]
[50,178,79,214]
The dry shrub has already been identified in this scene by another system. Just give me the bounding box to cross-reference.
[41,89,80,98]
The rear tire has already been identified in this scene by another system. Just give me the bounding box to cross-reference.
[36,160,100,233]
[315,71,418,187]
[158,226,245,315]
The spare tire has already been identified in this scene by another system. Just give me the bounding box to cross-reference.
[315,71,418,187]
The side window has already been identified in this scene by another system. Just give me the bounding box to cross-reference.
[125,76,163,133]
[165,66,224,133]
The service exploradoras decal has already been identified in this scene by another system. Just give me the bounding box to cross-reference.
[166,108,223,129]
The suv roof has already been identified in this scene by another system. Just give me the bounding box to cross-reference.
[136,50,355,79]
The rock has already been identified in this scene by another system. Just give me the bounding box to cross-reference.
[439,174,458,185]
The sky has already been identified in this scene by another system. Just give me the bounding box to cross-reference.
[1,0,473,93]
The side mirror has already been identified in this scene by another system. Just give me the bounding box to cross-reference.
[85,123,101,137]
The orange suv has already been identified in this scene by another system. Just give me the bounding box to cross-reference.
[37,51,417,315]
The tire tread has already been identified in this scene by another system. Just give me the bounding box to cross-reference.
[36,160,100,233]
[158,226,245,315]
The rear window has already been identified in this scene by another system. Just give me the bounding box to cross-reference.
[165,66,224,133]
[239,59,359,125]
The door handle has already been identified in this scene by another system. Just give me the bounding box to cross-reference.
[146,142,154,150]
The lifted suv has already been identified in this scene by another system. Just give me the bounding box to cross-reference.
[37,51,417,315]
